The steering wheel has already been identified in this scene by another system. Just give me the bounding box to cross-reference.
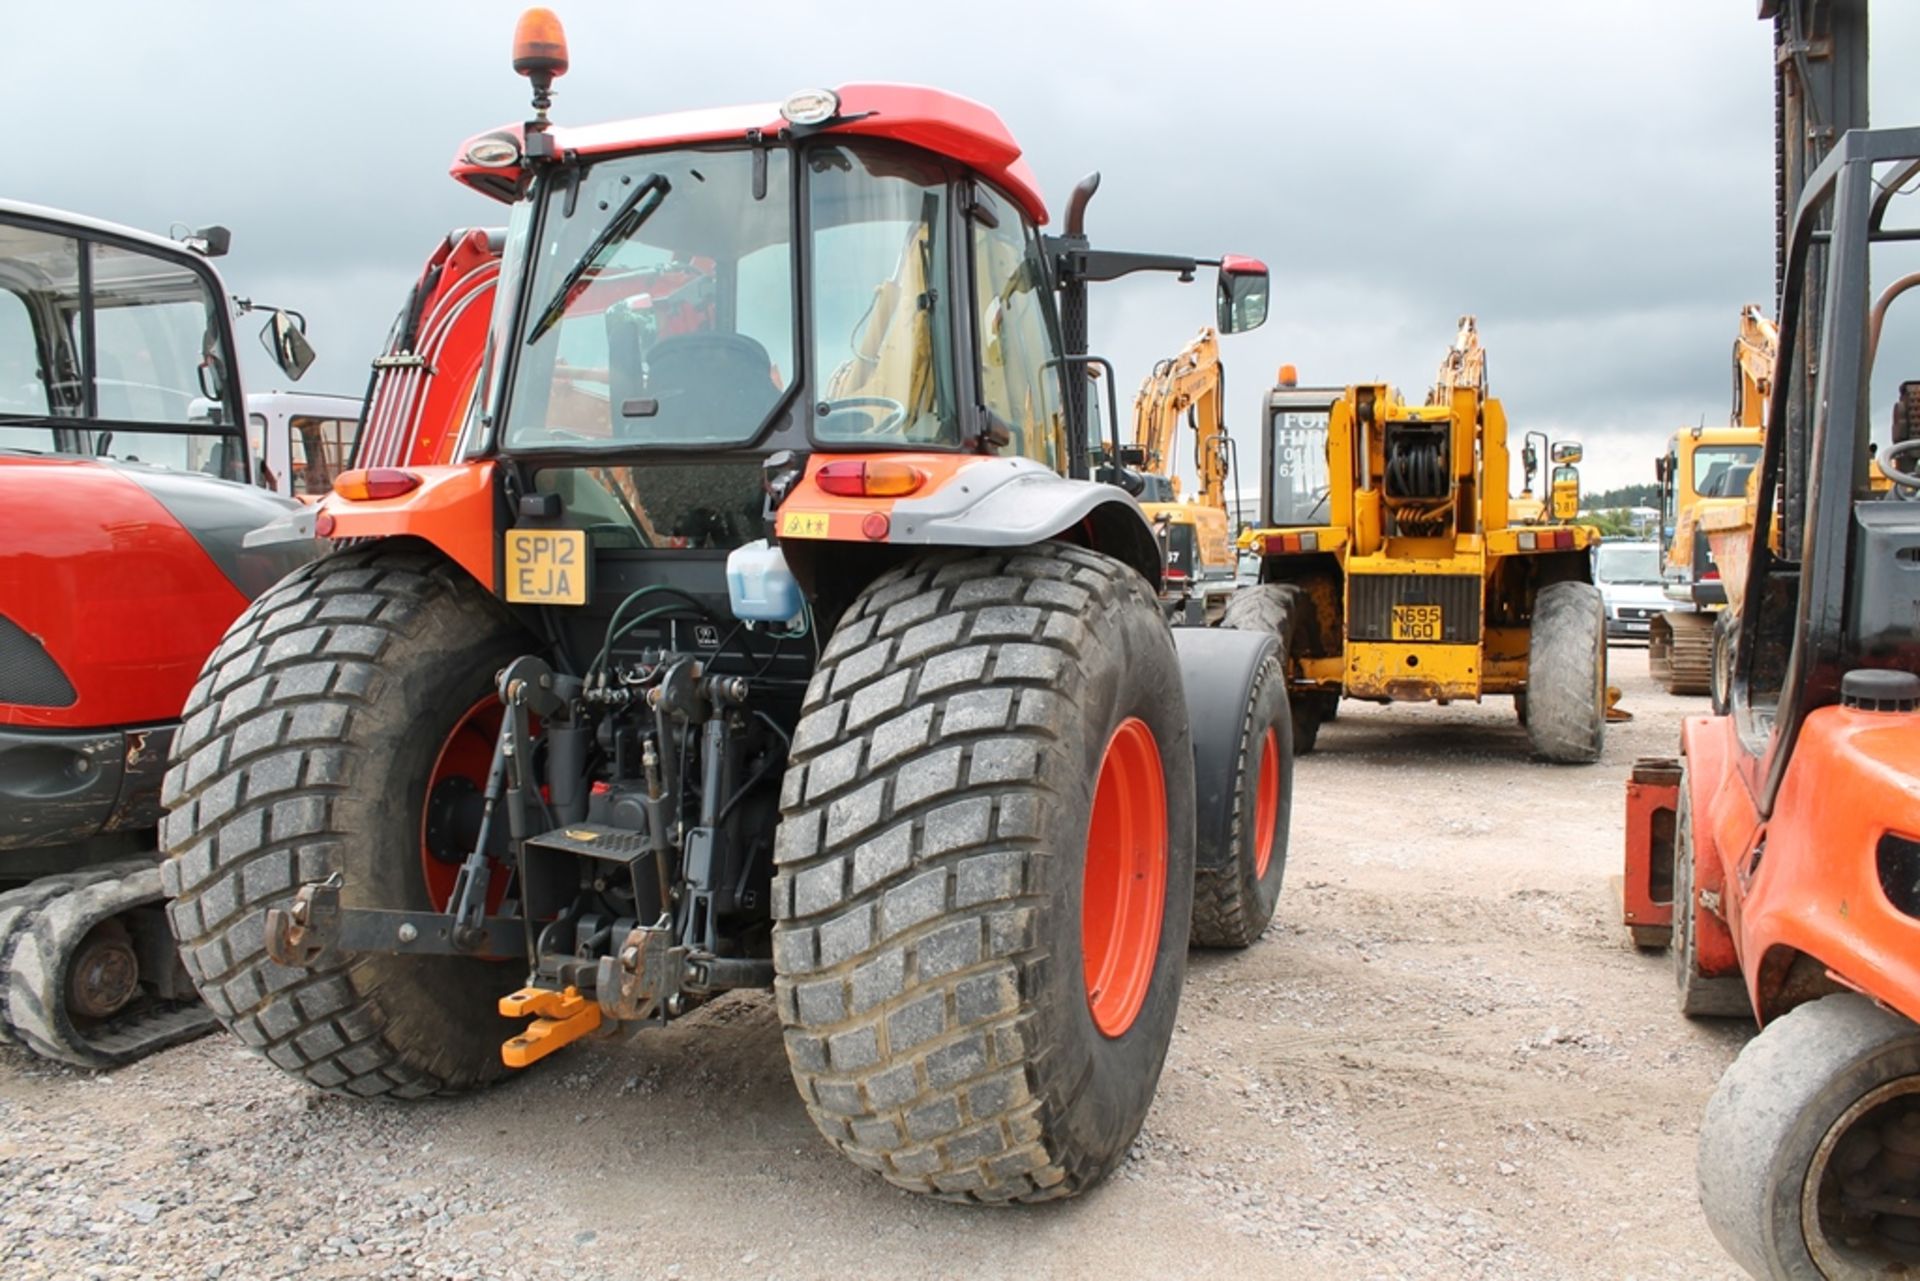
[1883,439,1920,499]
[819,396,908,437]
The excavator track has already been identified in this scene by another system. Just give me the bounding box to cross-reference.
[0,858,214,1069]
[1649,611,1715,696]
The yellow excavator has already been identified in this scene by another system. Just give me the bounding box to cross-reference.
[1130,326,1237,620]
[1648,305,1773,695]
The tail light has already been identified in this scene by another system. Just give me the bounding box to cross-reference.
[333,468,423,501]
[814,460,927,498]
[1255,532,1321,555]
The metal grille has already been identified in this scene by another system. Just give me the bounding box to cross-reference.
[1348,575,1481,644]
[0,614,76,708]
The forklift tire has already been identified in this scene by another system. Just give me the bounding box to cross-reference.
[1699,994,1920,1280]
[160,543,532,1098]
[1222,584,1321,754]
[1188,647,1292,949]
[1524,581,1606,764]
[1711,612,1738,717]
[772,545,1196,1202]
[1673,784,1752,1020]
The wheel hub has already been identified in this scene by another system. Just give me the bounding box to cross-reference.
[1806,1077,1920,1276]
[1252,726,1281,880]
[66,920,140,1022]
[1081,717,1168,1038]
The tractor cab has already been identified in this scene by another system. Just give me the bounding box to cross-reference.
[420,85,1270,605]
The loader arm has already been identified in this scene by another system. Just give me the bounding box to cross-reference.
[1129,327,1229,506]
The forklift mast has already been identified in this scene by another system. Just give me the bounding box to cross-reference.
[1763,0,1870,553]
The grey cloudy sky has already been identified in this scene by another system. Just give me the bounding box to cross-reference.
[13,1,1920,493]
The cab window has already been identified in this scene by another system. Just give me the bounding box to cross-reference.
[969,184,1062,467]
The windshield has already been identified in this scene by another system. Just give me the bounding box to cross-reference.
[501,147,797,450]
[0,220,244,479]
[1595,542,1661,584]
[1692,444,1760,498]
[1268,401,1332,525]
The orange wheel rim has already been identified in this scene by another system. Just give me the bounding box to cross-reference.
[420,696,507,912]
[1082,717,1168,1038]
[1252,726,1280,880]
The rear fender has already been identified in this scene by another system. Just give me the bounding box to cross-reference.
[251,463,502,593]
[1170,627,1283,872]
[779,453,1163,599]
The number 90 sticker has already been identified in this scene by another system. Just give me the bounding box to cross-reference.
[1390,604,1442,641]
[779,511,831,539]
[504,529,588,605]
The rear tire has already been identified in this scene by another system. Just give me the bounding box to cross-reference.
[1223,583,1322,754]
[1699,994,1920,1279]
[1190,651,1292,949]
[160,543,531,1098]
[1525,581,1606,763]
[771,545,1195,1202]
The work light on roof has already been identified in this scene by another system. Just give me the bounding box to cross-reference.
[781,88,840,127]
[466,136,522,168]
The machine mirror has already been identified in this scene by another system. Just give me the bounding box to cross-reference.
[261,311,316,382]
[1551,464,1581,521]
[1551,441,1583,465]
[1216,255,1270,333]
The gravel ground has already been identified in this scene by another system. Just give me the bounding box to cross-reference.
[0,644,1750,1280]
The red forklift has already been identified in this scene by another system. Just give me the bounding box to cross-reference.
[1621,2,1920,1274]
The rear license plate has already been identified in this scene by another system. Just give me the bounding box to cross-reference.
[1390,604,1442,641]
[504,529,588,605]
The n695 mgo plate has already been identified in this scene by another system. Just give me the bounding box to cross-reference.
[505,529,588,605]
[1390,604,1442,641]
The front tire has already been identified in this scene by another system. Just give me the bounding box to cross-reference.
[1189,650,1292,949]
[1672,782,1753,1020]
[1525,581,1606,763]
[771,546,1196,1202]
[160,544,532,1098]
[1699,994,1920,1279]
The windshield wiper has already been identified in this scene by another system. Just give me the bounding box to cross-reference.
[525,173,671,346]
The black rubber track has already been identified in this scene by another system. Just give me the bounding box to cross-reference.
[771,545,1196,1203]
[3,859,215,1068]
[1188,649,1292,949]
[1524,581,1607,764]
[0,865,136,1051]
[160,544,531,1099]
[1222,583,1321,753]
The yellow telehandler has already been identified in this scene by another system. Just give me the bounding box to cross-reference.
[1230,317,1607,760]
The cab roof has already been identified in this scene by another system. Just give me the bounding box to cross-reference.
[450,83,1048,224]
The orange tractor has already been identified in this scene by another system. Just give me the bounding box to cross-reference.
[1621,1,1920,1274]
[161,10,1293,1202]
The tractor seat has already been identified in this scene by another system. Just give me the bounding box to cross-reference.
[616,332,778,442]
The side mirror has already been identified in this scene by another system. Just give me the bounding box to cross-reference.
[182,224,231,258]
[261,311,316,382]
[1551,465,1581,521]
[1550,441,1583,465]
[1216,255,1270,334]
